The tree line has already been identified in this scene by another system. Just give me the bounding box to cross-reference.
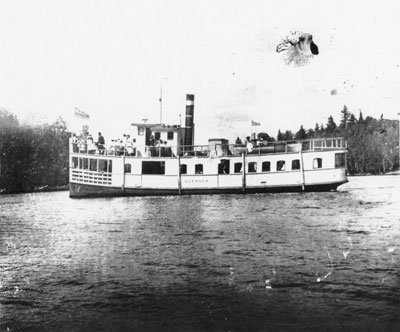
[276,106,399,174]
[0,105,399,193]
[0,109,70,193]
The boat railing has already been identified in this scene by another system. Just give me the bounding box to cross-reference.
[70,137,347,158]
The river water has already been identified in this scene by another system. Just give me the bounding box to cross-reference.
[0,175,399,332]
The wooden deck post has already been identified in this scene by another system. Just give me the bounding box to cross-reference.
[178,155,182,194]
[299,143,305,191]
[122,155,125,192]
[242,153,246,194]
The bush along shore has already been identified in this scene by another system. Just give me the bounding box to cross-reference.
[1,109,70,194]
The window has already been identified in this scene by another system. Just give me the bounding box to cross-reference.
[277,160,286,171]
[248,162,257,173]
[99,159,108,172]
[180,164,187,174]
[314,140,323,150]
[108,160,112,173]
[262,161,271,172]
[72,157,78,169]
[195,164,203,174]
[83,158,89,170]
[154,132,161,140]
[302,141,311,151]
[292,159,300,170]
[335,153,346,168]
[124,163,131,173]
[218,159,230,174]
[90,159,97,171]
[313,158,322,169]
[138,127,145,135]
[142,161,165,174]
[234,162,242,173]
[167,131,174,140]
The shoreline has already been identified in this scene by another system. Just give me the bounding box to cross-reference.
[0,185,69,195]
[1,172,399,195]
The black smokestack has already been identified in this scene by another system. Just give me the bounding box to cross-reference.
[184,94,195,148]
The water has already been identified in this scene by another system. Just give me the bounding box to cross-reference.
[1,175,399,332]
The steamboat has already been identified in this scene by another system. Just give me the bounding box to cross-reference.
[69,94,348,198]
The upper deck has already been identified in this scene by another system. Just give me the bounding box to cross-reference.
[70,137,347,159]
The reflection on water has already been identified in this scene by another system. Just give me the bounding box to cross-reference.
[1,175,399,331]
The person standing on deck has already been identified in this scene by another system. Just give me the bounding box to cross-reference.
[96,132,105,155]
[246,136,253,153]
[71,133,79,152]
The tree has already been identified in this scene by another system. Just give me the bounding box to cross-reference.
[348,113,357,125]
[358,110,364,123]
[0,108,19,128]
[326,115,337,135]
[271,109,399,174]
[0,110,70,193]
[276,129,294,141]
[284,130,294,141]
[295,125,307,139]
[340,105,350,129]
[307,128,315,138]
[277,129,284,141]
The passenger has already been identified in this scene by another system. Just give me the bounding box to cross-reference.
[235,136,243,146]
[246,136,253,153]
[149,135,155,146]
[159,140,165,156]
[78,137,87,153]
[145,146,152,157]
[87,134,96,154]
[123,134,132,154]
[96,132,105,155]
[164,140,173,157]
[71,134,79,152]
[155,139,162,156]
[126,138,136,156]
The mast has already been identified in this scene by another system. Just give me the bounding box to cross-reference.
[159,81,163,124]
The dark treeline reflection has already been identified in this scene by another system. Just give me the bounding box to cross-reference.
[1,105,399,193]
[0,109,69,193]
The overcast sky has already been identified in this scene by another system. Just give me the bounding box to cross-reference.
[1,0,399,143]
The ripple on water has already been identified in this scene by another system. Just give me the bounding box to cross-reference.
[1,176,400,331]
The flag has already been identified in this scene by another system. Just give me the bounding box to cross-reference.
[251,120,261,126]
[74,107,90,119]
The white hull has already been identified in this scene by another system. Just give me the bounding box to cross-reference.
[69,146,348,197]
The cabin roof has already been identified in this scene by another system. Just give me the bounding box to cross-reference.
[131,123,181,132]
[130,123,159,128]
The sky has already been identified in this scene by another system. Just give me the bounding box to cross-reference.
[1,0,399,144]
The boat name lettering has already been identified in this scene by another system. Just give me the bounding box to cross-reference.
[184,178,209,184]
